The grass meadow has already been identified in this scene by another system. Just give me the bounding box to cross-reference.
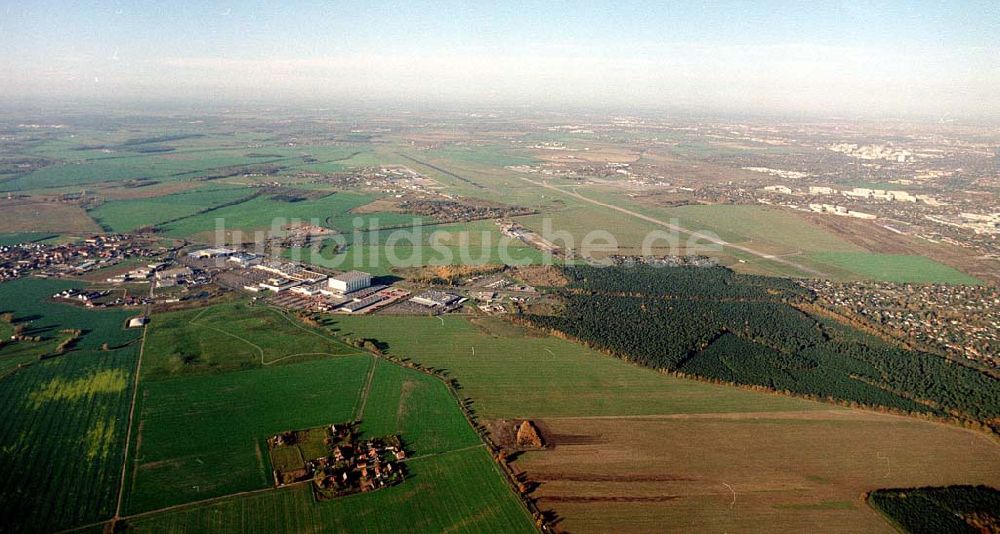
[809,252,982,284]
[87,186,252,232]
[124,355,373,514]
[328,315,826,419]
[140,302,362,381]
[359,359,481,455]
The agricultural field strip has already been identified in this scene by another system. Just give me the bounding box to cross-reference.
[519,175,826,277]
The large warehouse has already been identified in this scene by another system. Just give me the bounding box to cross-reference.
[328,270,372,293]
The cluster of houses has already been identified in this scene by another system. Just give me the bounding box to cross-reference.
[0,234,165,282]
[268,423,406,501]
[52,288,110,305]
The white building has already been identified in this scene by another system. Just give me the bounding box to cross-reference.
[762,185,793,194]
[809,186,836,195]
[190,247,237,259]
[328,271,371,293]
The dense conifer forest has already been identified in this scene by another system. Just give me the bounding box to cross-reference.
[521,266,1000,430]
[867,486,1000,533]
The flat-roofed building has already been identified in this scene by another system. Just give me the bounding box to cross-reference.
[411,290,462,307]
[328,271,371,293]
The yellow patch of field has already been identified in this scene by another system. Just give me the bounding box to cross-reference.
[29,369,128,408]
[84,418,117,461]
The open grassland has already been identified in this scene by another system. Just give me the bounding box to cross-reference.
[398,150,558,208]
[0,278,141,532]
[87,186,252,232]
[159,191,419,241]
[141,302,362,381]
[126,447,535,534]
[517,414,1000,533]
[0,201,101,234]
[359,359,481,455]
[329,315,826,419]
[516,202,671,254]
[1,148,291,192]
[425,145,538,168]
[124,356,372,514]
[291,220,545,275]
[657,203,864,254]
[809,252,982,284]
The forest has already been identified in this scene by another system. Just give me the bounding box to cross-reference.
[521,266,1000,430]
[867,486,999,534]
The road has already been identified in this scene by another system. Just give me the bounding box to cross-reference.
[112,282,154,523]
[519,176,827,277]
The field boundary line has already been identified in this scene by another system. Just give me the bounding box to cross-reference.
[266,306,358,352]
[354,355,379,421]
[401,442,486,463]
[112,283,153,523]
[188,319,267,363]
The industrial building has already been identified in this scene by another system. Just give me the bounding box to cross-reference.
[329,271,372,293]
[190,247,237,259]
[410,290,462,308]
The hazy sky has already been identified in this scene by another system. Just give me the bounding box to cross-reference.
[2,1,998,118]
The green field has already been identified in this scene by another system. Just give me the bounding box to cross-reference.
[124,303,532,528]
[809,252,982,284]
[359,359,481,455]
[0,278,141,531]
[0,349,136,531]
[426,145,538,168]
[87,186,252,232]
[127,447,534,533]
[141,302,362,381]
[1,149,289,192]
[124,355,373,513]
[329,315,826,419]
[663,204,862,253]
[290,220,545,275]
[159,191,420,240]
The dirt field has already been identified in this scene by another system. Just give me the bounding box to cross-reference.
[514,412,1000,533]
[0,200,101,234]
[349,197,406,214]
